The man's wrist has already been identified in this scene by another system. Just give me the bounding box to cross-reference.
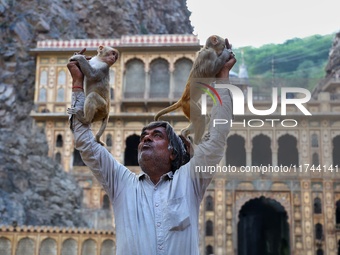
[72,86,84,92]
[215,78,230,84]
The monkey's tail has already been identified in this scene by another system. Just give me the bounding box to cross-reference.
[154,101,182,121]
[95,116,109,146]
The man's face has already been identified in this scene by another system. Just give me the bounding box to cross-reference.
[138,126,174,169]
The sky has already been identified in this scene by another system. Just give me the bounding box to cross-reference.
[186,0,340,48]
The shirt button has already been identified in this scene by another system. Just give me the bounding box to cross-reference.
[155,203,159,207]
[157,222,161,227]
[158,245,163,250]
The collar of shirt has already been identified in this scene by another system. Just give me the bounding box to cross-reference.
[138,171,174,182]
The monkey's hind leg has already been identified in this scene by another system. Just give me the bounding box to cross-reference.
[95,116,109,146]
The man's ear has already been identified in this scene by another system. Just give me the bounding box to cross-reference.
[179,135,194,158]
[170,153,176,161]
[168,145,176,161]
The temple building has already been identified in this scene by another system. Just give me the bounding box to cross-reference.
[1,34,340,255]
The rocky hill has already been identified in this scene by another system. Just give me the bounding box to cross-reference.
[325,32,340,78]
[0,0,193,227]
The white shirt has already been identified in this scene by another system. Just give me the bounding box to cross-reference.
[71,88,232,255]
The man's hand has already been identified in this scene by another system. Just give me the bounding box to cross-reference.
[67,61,84,91]
[73,48,92,60]
[216,56,236,79]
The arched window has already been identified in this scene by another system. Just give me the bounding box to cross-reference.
[40,70,48,86]
[312,153,319,166]
[103,194,110,210]
[173,58,193,98]
[124,134,140,166]
[39,238,57,255]
[205,220,213,236]
[124,59,145,98]
[315,223,323,240]
[316,248,324,255]
[149,58,170,98]
[314,197,322,214]
[226,134,246,166]
[38,88,47,102]
[333,136,340,167]
[110,87,114,100]
[0,237,11,255]
[206,245,214,255]
[56,88,65,102]
[106,134,113,147]
[109,69,115,100]
[311,134,319,147]
[57,70,66,85]
[16,237,35,255]
[61,239,78,255]
[278,134,298,166]
[109,69,115,86]
[205,195,214,211]
[56,134,63,147]
[252,134,272,166]
[336,200,340,224]
[81,239,96,255]
[100,239,115,255]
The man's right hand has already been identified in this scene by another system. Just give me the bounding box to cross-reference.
[67,61,84,91]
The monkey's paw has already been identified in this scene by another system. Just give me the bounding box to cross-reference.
[67,107,77,115]
[96,139,106,147]
[69,54,85,62]
[67,107,84,117]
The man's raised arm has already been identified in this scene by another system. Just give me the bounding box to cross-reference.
[67,60,130,202]
[189,49,236,198]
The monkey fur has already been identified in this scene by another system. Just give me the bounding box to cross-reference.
[154,35,232,144]
[67,45,119,146]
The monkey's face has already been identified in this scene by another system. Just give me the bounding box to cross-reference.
[98,50,117,67]
[207,35,227,55]
[105,50,119,66]
[97,46,119,66]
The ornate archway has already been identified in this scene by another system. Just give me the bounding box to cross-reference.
[237,196,290,255]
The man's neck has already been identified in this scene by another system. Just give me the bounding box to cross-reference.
[141,166,171,185]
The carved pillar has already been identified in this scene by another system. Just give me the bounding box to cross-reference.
[114,119,123,162]
[246,148,252,166]
[293,191,303,254]
[225,190,234,255]
[214,178,225,255]
[321,121,332,168]
[324,181,337,255]
[272,148,278,166]
[301,180,313,255]
[199,195,205,255]
[64,128,73,172]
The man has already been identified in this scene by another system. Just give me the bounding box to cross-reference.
[68,45,236,255]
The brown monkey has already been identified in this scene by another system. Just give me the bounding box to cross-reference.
[155,35,232,144]
[67,45,119,146]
